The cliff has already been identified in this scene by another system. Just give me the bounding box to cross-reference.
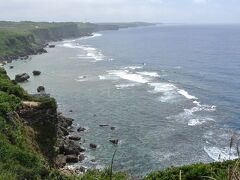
[31,23,83,43]
[0,30,46,61]
[0,22,97,62]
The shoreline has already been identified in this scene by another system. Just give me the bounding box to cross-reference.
[3,32,102,175]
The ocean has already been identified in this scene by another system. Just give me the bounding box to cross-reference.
[6,24,240,177]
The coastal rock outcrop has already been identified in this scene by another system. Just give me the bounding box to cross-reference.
[33,70,41,76]
[77,127,86,132]
[68,134,81,141]
[66,155,79,163]
[37,86,45,93]
[59,139,85,156]
[109,139,119,145]
[90,143,97,149]
[15,73,30,82]
[49,45,56,48]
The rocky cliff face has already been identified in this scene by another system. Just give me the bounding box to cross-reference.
[32,23,81,43]
[18,103,58,165]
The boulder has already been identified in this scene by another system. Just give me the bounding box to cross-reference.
[77,127,86,132]
[109,139,119,145]
[15,73,30,82]
[37,86,45,93]
[66,155,78,163]
[77,166,86,173]
[59,140,85,155]
[90,143,97,149]
[99,124,109,127]
[58,126,69,136]
[9,66,14,69]
[37,48,47,54]
[68,134,81,141]
[110,127,116,130]
[33,70,41,76]
[58,115,74,128]
[78,154,85,162]
[55,154,66,168]
[49,45,56,48]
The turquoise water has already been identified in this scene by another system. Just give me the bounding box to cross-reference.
[6,25,240,176]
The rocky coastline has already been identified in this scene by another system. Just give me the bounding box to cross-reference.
[0,47,47,63]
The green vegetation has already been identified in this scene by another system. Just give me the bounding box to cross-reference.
[0,68,49,179]
[144,160,240,180]
[0,29,38,57]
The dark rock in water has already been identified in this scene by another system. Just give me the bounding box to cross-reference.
[90,143,97,149]
[99,124,109,127]
[110,127,116,130]
[33,70,41,76]
[77,127,86,132]
[109,139,119,145]
[59,140,85,155]
[77,166,86,173]
[9,66,14,69]
[49,45,56,48]
[68,134,81,141]
[93,114,97,117]
[69,110,73,113]
[79,154,85,162]
[24,56,29,60]
[37,86,45,93]
[55,154,66,168]
[58,115,74,128]
[37,48,47,54]
[66,155,78,163]
[15,73,30,82]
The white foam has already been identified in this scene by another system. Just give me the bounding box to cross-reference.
[108,70,150,83]
[98,75,107,80]
[137,71,160,77]
[178,89,198,100]
[115,83,138,89]
[80,33,102,40]
[188,117,214,126]
[62,43,81,49]
[193,101,216,112]
[148,83,179,102]
[188,119,204,126]
[98,75,120,81]
[123,66,143,70]
[61,42,105,61]
[148,82,177,93]
[75,76,88,82]
[204,146,238,161]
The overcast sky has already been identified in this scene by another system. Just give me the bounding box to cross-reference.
[0,0,240,23]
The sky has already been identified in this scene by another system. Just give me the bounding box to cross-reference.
[0,0,240,23]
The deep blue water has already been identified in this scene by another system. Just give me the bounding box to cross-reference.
[7,24,240,177]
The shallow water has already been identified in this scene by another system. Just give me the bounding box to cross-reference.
[6,25,240,177]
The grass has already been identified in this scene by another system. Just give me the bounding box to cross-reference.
[0,68,58,179]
